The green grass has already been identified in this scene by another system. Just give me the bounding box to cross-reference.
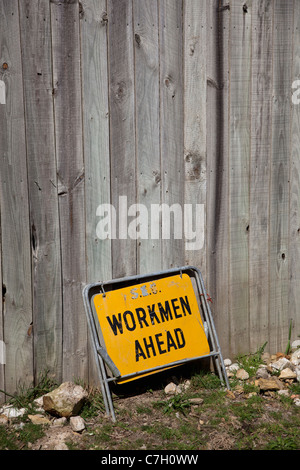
[0,421,45,450]
[0,357,299,451]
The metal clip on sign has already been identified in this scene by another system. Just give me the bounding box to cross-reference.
[82,266,230,422]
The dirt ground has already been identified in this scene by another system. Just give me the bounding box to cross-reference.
[27,367,300,451]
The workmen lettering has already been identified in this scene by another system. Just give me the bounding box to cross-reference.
[106,296,192,336]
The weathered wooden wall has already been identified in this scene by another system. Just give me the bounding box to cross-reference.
[0,0,300,398]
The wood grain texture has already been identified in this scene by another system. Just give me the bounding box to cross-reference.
[0,0,33,393]
[133,0,161,275]
[19,0,63,382]
[108,0,137,279]
[206,0,231,356]
[80,0,112,284]
[289,0,300,340]
[249,0,272,352]
[50,0,87,381]
[80,0,111,385]
[183,0,206,273]
[159,0,184,269]
[269,0,293,353]
[228,0,252,354]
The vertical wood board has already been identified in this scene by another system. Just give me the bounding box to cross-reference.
[19,0,63,382]
[0,0,33,393]
[50,0,87,381]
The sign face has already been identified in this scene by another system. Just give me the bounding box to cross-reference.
[93,273,210,382]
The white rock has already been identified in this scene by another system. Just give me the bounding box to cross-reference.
[2,406,26,418]
[33,396,45,412]
[271,357,292,371]
[278,389,290,397]
[164,382,178,395]
[176,380,190,393]
[229,363,240,372]
[294,398,300,407]
[291,349,300,366]
[70,416,85,433]
[291,340,300,352]
[224,358,232,367]
[52,417,67,427]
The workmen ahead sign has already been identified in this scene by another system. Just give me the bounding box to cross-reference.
[91,272,210,382]
[83,267,229,420]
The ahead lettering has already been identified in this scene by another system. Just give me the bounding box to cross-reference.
[135,328,186,362]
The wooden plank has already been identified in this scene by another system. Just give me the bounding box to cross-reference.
[133,0,161,275]
[108,0,137,279]
[80,0,111,385]
[249,0,272,352]
[80,0,111,283]
[0,0,33,393]
[50,0,87,381]
[289,0,300,340]
[269,0,293,353]
[19,0,62,382]
[206,0,231,357]
[159,0,184,269]
[183,0,206,273]
[228,0,252,355]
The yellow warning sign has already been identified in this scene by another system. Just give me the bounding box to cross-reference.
[93,273,210,382]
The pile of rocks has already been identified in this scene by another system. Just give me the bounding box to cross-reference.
[223,340,300,406]
[0,381,88,447]
[164,340,300,407]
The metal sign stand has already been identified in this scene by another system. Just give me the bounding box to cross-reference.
[82,266,230,422]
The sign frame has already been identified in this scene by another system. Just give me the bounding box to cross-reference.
[82,266,229,422]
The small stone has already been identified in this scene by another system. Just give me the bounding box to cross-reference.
[257,377,284,391]
[188,397,203,406]
[247,392,257,398]
[279,368,297,381]
[164,382,177,395]
[33,396,45,412]
[224,358,232,367]
[0,414,9,425]
[226,390,236,399]
[229,363,240,372]
[70,416,85,433]
[236,369,249,380]
[291,340,300,352]
[28,414,50,425]
[52,417,67,427]
[271,357,292,372]
[2,406,26,419]
[256,367,270,379]
[278,389,290,397]
[294,398,300,407]
[176,380,190,393]
[291,349,300,366]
